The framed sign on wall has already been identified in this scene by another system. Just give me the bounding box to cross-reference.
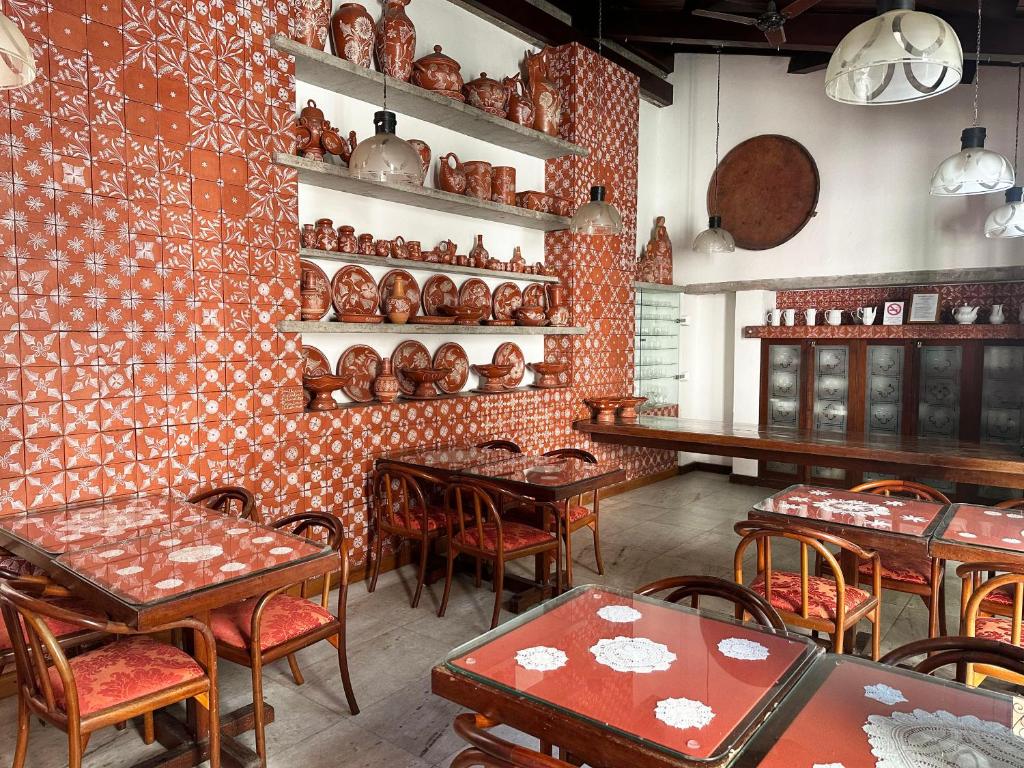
[908,293,941,323]
[883,301,905,325]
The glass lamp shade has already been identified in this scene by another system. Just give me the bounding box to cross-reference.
[0,13,35,89]
[569,186,623,235]
[692,216,735,254]
[825,3,962,105]
[985,186,1024,238]
[348,110,422,185]
[930,127,1015,196]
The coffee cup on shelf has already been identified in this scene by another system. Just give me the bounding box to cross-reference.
[804,309,817,326]
[765,309,782,326]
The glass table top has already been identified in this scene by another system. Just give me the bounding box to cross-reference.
[456,455,621,491]
[935,503,1024,555]
[444,585,819,763]
[384,446,515,471]
[752,484,947,537]
[748,655,1022,767]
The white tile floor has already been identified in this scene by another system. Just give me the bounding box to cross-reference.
[0,472,953,767]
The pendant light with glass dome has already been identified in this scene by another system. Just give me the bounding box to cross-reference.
[930,0,1014,197]
[825,0,962,106]
[693,51,735,254]
[569,0,624,236]
[347,38,421,185]
[0,13,35,90]
[985,66,1024,238]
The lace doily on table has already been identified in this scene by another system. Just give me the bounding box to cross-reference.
[589,636,676,674]
[809,490,832,496]
[597,605,642,623]
[812,498,892,519]
[864,683,907,706]
[717,637,770,661]
[882,500,904,507]
[812,764,845,768]
[864,709,1020,768]
[515,646,568,672]
[654,698,715,730]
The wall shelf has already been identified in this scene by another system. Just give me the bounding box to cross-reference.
[276,153,569,232]
[280,321,587,335]
[634,281,685,294]
[271,34,587,161]
[299,247,560,283]
[743,325,1024,340]
[318,383,570,411]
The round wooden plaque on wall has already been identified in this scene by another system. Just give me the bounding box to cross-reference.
[706,134,819,251]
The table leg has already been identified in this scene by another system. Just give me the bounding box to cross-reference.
[928,557,942,639]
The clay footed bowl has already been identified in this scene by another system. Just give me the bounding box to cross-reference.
[303,374,351,411]
[616,396,648,421]
[515,306,547,326]
[584,396,622,424]
[440,304,488,324]
[527,362,567,375]
[472,363,512,391]
[401,367,452,398]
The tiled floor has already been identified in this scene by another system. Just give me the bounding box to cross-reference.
[0,472,953,767]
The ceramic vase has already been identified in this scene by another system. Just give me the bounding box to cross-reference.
[314,218,338,251]
[375,0,416,82]
[330,3,375,68]
[469,235,489,269]
[385,274,412,324]
[337,225,357,254]
[491,166,516,206]
[504,73,534,127]
[463,161,492,201]
[292,0,331,49]
[525,48,562,136]
[374,357,400,403]
[300,223,317,249]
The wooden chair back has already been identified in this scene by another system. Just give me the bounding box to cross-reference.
[995,498,1024,510]
[634,575,786,630]
[956,563,1024,685]
[452,713,572,768]
[444,479,557,555]
[370,462,445,535]
[880,636,1024,683]
[542,448,596,464]
[477,440,522,454]
[188,485,260,523]
[733,520,880,624]
[849,479,951,503]
[270,512,347,609]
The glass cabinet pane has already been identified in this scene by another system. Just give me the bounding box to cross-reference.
[980,345,1024,446]
[811,344,848,482]
[865,345,904,437]
[917,345,961,439]
[765,344,801,476]
[635,287,680,409]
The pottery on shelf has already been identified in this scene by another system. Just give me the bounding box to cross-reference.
[330,3,375,68]
[525,48,561,136]
[616,396,647,422]
[472,363,513,393]
[990,304,1006,325]
[314,217,338,251]
[373,356,400,403]
[469,234,488,269]
[357,233,374,255]
[384,272,413,324]
[491,166,516,206]
[545,283,568,326]
[639,215,673,285]
[463,72,510,117]
[509,246,526,273]
[411,45,464,94]
[300,272,328,321]
[438,152,466,194]
[408,139,431,184]
[296,99,330,160]
[504,73,534,128]
[390,236,410,261]
[515,306,546,326]
[303,374,350,411]
[301,223,317,249]
[954,305,980,325]
[584,397,620,424]
[322,129,357,165]
[337,224,357,253]
[401,366,451,399]
[375,239,391,258]
[292,0,331,49]
[375,0,416,82]
[440,304,486,325]
[463,160,492,201]
[528,361,566,388]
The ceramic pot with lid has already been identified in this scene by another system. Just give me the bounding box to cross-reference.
[412,45,464,94]
[463,72,510,117]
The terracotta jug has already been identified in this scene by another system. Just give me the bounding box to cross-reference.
[491,166,516,206]
[300,271,327,321]
[330,3,375,68]
[469,235,488,269]
[337,224,357,253]
[504,73,534,128]
[408,139,431,184]
[375,0,416,82]
[509,246,526,273]
[463,160,492,201]
[385,273,412,324]
[374,357,400,403]
[525,48,562,136]
[292,0,331,49]
[438,152,466,194]
[300,223,316,249]
[314,218,338,251]
[296,99,329,160]
[390,236,410,260]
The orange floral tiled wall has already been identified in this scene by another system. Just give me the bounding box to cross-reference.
[0,0,673,567]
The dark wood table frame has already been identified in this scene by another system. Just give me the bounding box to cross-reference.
[928,504,1024,567]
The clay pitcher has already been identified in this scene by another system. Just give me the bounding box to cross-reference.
[504,73,534,128]
[375,0,416,82]
[525,48,562,136]
[292,0,331,49]
[330,3,375,68]
[437,152,466,194]
[374,357,400,403]
[384,274,412,324]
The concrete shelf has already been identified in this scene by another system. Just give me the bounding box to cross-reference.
[300,248,560,283]
[279,321,587,335]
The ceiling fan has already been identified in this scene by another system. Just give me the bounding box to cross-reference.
[692,0,823,48]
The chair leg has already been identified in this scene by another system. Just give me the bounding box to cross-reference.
[411,538,429,609]
[871,608,881,661]
[286,653,305,686]
[207,678,221,768]
[591,519,605,576]
[938,579,948,636]
[251,657,268,764]
[368,522,384,594]
[68,731,83,768]
[12,695,30,768]
[81,733,91,753]
[336,628,360,715]
[490,561,504,630]
[438,548,456,618]
[143,712,155,744]
[564,526,574,589]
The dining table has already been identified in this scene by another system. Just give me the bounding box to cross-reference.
[0,494,338,768]
[929,502,1024,566]
[431,584,821,768]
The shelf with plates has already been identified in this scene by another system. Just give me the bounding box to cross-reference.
[300,247,559,284]
[276,153,570,232]
[744,325,1024,340]
[271,34,587,161]
[326,384,570,410]
[280,321,587,335]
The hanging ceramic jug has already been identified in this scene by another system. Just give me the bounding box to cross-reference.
[292,0,331,49]
[375,0,416,82]
[437,152,466,194]
[374,357,400,403]
[330,3,375,68]
[525,48,562,136]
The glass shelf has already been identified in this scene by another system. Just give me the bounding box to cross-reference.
[635,285,681,409]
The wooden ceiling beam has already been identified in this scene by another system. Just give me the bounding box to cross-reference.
[786,53,830,74]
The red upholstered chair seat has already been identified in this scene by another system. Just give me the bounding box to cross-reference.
[980,585,1017,608]
[567,504,591,523]
[385,504,449,533]
[857,550,931,585]
[211,594,333,651]
[0,549,40,577]
[974,616,1021,646]
[455,522,555,553]
[750,572,872,621]
[46,636,204,717]
[0,600,88,652]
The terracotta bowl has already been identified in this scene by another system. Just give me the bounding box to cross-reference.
[616,396,648,422]
[472,363,513,393]
[515,306,547,326]
[401,367,452,399]
[584,396,622,424]
[303,374,351,411]
[439,304,487,325]
[527,361,566,388]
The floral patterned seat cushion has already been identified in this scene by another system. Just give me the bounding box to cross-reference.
[211,594,334,651]
[47,636,205,717]
[750,571,872,622]
[974,616,1021,646]
[980,585,1017,609]
[567,504,592,523]
[455,522,555,553]
[384,504,449,533]
[1,599,101,653]
[857,549,931,585]
[0,548,40,577]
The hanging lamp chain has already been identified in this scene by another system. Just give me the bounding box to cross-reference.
[972,0,982,127]
[1014,64,1022,172]
[713,49,722,217]
[598,0,603,56]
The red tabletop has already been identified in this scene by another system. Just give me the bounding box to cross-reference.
[445,585,818,762]
[747,655,1021,767]
[934,503,1024,556]
[54,516,328,606]
[384,446,514,471]
[753,484,947,537]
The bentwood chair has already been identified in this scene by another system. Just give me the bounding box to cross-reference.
[962,498,1024,616]
[957,563,1024,687]
[542,448,603,587]
[439,479,562,630]
[0,581,220,768]
[849,479,950,636]
[477,439,522,454]
[734,520,882,658]
[635,575,786,631]
[209,512,358,763]
[368,462,448,608]
[880,636,1024,685]
[187,485,261,523]
[452,713,574,768]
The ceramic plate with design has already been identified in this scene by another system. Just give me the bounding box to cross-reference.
[378,269,421,319]
[330,265,379,317]
[299,259,331,321]
[433,342,469,394]
[522,283,546,309]
[301,345,331,377]
[422,275,459,316]
[493,342,525,387]
[492,282,523,321]
[393,340,431,396]
[336,344,381,402]
[459,278,492,316]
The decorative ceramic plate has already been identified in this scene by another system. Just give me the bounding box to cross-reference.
[522,283,546,309]
[330,265,378,317]
[433,342,469,394]
[299,259,331,321]
[493,342,525,388]
[301,345,331,377]
[378,269,421,319]
[492,282,523,321]
[336,344,381,402]
[459,278,492,317]
[393,340,431,396]
[422,275,459,316]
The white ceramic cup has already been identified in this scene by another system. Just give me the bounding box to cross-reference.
[782,309,796,326]
[765,309,782,326]
[825,309,843,326]
[805,309,817,326]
